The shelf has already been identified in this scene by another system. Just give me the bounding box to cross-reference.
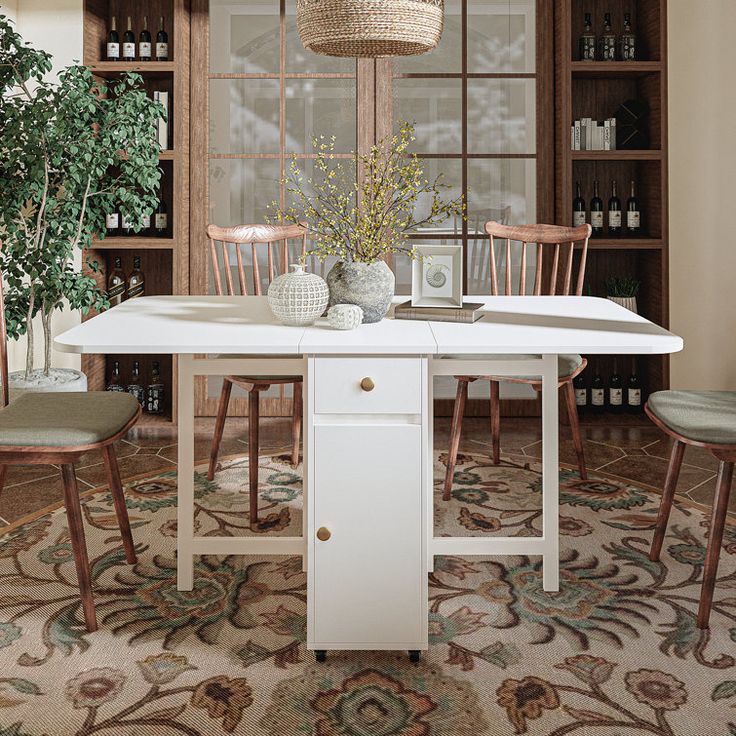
[91,237,175,250]
[88,61,175,76]
[571,150,663,161]
[586,238,663,250]
[571,61,662,78]
[159,150,175,160]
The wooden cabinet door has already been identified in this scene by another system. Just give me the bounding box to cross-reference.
[309,423,425,649]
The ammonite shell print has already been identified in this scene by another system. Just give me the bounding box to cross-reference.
[425,263,449,288]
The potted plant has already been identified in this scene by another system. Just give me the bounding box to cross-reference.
[0,16,163,397]
[606,275,640,313]
[272,122,465,323]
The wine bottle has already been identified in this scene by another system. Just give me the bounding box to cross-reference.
[107,256,126,306]
[106,361,125,392]
[590,180,604,237]
[590,364,605,414]
[579,13,596,61]
[105,206,120,237]
[598,12,616,61]
[156,17,169,61]
[106,16,120,61]
[572,181,586,227]
[146,361,165,414]
[140,207,152,236]
[608,179,622,236]
[154,194,168,237]
[627,360,642,413]
[122,16,136,61]
[126,255,145,299]
[139,16,152,62]
[626,180,641,236]
[573,370,588,413]
[127,361,145,406]
[619,12,637,61]
[121,210,134,237]
[608,359,623,413]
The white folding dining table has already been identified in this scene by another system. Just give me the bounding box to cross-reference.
[56,295,682,656]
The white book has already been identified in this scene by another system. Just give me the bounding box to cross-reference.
[573,120,582,150]
[610,118,617,150]
[153,91,169,150]
[603,120,611,150]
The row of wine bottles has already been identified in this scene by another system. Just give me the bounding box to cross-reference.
[107,256,145,306]
[573,180,641,237]
[105,196,169,238]
[106,360,165,415]
[107,15,169,62]
[579,12,637,61]
[573,360,641,414]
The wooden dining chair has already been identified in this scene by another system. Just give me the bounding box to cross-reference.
[443,221,592,500]
[206,223,307,528]
[0,253,140,633]
[645,390,736,628]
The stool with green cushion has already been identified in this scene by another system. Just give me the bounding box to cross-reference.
[0,268,141,633]
[645,390,736,628]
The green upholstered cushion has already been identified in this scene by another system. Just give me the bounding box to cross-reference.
[0,391,139,447]
[647,390,736,446]
[443,354,583,381]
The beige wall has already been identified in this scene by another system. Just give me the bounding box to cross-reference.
[668,0,736,389]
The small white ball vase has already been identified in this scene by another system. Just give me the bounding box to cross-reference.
[327,303,364,330]
[267,264,329,326]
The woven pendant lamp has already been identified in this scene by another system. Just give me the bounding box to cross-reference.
[297,0,444,58]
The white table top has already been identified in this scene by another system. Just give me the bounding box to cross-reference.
[55,295,683,356]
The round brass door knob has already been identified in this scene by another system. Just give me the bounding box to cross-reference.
[360,377,375,392]
[316,527,331,541]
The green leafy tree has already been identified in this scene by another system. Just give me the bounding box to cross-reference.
[0,15,164,378]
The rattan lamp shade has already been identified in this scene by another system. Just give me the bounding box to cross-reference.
[296,0,444,58]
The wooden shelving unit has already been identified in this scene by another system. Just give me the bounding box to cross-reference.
[555,0,669,401]
[82,0,190,424]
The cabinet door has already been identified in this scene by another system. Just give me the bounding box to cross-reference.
[310,423,424,648]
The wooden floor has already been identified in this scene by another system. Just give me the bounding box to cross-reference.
[0,414,733,527]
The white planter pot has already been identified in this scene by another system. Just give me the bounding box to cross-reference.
[607,295,638,314]
[8,368,88,403]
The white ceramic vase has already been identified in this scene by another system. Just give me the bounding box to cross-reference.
[268,264,329,326]
[327,304,364,330]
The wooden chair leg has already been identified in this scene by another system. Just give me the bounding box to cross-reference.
[102,446,137,564]
[564,380,588,480]
[490,380,501,465]
[443,379,469,501]
[0,464,6,497]
[697,460,734,629]
[208,378,233,481]
[248,388,261,529]
[649,439,685,562]
[291,382,303,467]
[60,464,97,633]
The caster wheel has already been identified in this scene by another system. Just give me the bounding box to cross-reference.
[315,650,327,663]
[409,650,420,663]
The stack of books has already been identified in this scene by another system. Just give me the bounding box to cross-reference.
[393,301,485,324]
[571,117,617,151]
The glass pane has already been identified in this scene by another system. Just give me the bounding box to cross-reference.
[209,80,280,154]
[407,158,463,234]
[467,79,535,154]
[286,79,356,153]
[209,0,280,73]
[396,0,462,73]
[393,79,462,154]
[284,1,356,74]
[467,0,536,73]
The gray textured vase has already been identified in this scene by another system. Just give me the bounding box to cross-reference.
[326,260,395,324]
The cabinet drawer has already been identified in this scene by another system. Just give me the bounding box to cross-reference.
[313,357,422,414]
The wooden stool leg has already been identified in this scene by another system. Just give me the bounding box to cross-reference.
[564,380,588,480]
[249,388,261,529]
[291,382,303,467]
[102,446,137,564]
[490,380,501,465]
[697,460,734,629]
[443,379,469,501]
[60,464,97,632]
[649,439,685,561]
[208,378,233,481]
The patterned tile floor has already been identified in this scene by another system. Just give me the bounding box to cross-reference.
[0,414,733,527]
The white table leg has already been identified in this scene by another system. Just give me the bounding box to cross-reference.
[177,354,195,591]
[541,353,560,591]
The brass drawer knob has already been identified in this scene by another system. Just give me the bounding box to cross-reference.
[360,377,375,392]
[316,527,331,542]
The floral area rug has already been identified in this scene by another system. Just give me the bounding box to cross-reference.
[1,449,735,736]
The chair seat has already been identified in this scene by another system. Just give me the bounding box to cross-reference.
[648,390,736,446]
[443,353,583,381]
[0,391,140,448]
[216,355,302,384]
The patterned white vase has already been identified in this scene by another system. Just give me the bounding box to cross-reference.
[327,304,363,330]
[268,264,329,326]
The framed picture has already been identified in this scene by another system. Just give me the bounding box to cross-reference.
[411,245,463,308]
